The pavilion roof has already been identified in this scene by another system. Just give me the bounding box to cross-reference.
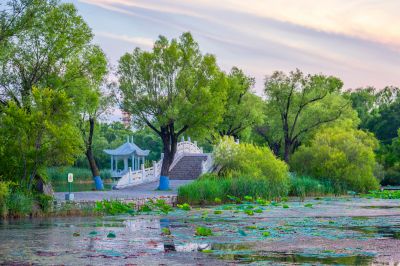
[104,141,150,157]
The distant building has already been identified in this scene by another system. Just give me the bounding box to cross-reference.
[121,110,131,128]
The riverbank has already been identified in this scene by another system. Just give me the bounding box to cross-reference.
[54,180,191,202]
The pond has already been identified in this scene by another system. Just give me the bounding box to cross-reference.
[1,198,400,265]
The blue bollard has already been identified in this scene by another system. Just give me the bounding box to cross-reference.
[93,176,104,190]
[158,175,170,190]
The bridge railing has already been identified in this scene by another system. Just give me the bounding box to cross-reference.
[115,139,210,189]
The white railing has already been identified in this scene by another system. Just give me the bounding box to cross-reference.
[115,139,211,189]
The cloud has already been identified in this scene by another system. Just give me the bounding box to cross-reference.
[95,31,153,48]
[75,0,400,90]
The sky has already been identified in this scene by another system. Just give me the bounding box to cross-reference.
[67,0,400,95]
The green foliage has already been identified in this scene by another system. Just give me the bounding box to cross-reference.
[215,67,264,139]
[214,137,289,197]
[195,226,213,236]
[0,88,83,187]
[95,200,134,215]
[262,231,271,237]
[262,69,357,161]
[291,126,380,193]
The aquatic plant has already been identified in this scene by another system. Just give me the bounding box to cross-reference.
[195,226,213,236]
[95,200,134,215]
[214,197,222,204]
[304,203,313,208]
[363,190,400,199]
[244,209,254,216]
[214,210,223,215]
[107,232,116,238]
[254,208,263,213]
[161,228,171,235]
[262,231,271,237]
[282,204,289,208]
[177,203,191,211]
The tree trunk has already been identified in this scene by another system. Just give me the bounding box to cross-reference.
[160,126,178,176]
[86,117,100,177]
[283,138,292,163]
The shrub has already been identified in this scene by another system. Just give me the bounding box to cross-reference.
[290,127,380,193]
[36,194,54,213]
[6,191,33,217]
[214,137,289,195]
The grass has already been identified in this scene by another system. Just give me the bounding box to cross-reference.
[178,176,288,205]
[289,175,346,199]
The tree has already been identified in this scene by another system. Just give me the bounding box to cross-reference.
[0,0,93,107]
[214,67,263,140]
[118,32,227,190]
[0,88,83,189]
[62,45,110,190]
[345,87,377,128]
[263,69,355,162]
[290,126,379,193]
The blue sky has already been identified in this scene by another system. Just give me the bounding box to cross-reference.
[68,0,400,94]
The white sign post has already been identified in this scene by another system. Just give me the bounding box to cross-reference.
[68,173,73,183]
[65,173,74,201]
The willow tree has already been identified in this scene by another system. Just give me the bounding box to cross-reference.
[264,69,356,162]
[118,32,227,190]
[214,67,264,140]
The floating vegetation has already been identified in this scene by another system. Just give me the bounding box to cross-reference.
[363,190,400,199]
[304,203,313,208]
[73,232,80,237]
[214,210,223,215]
[214,197,222,204]
[244,196,253,202]
[262,231,271,237]
[244,209,254,216]
[282,204,289,208]
[177,203,191,211]
[195,226,213,236]
[95,200,135,215]
[254,208,263,213]
[107,232,116,238]
[161,227,171,236]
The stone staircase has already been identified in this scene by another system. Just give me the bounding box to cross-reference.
[169,154,208,180]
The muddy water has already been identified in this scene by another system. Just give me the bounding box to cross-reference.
[0,198,400,265]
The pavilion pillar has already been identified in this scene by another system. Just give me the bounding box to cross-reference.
[124,157,128,172]
[131,155,134,171]
[110,156,113,172]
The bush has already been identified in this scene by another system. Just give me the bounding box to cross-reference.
[178,175,288,205]
[6,191,34,217]
[214,137,289,194]
[290,127,380,193]
[36,194,54,213]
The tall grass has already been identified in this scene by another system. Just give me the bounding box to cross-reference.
[47,167,111,183]
[178,174,347,205]
[289,174,346,199]
[178,175,288,205]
